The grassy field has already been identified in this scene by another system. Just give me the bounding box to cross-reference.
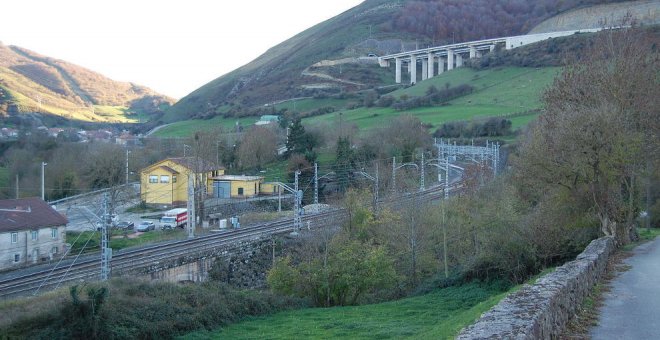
[158,66,558,137]
[274,98,350,112]
[66,228,188,253]
[305,66,558,130]
[152,116,259,138]
[183,282,508,340]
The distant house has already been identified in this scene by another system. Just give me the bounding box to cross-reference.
[0,198,68,270]
[255,115,279,126]
[115,132,138,146]
[140,157,225,206]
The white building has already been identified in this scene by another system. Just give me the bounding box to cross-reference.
[0,198,68,270]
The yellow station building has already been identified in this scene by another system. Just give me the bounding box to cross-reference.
[140,157,224,206]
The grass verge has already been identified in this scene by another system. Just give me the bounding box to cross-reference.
[183,282,509,340]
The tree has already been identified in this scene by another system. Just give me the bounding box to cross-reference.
[237,125,277,170]
[333,137,354,193]
[285,117,320,161]
[513,28,659,245]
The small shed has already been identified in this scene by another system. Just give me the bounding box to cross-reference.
[211,175,264,198]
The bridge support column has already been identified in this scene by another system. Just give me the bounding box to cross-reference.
[438,57,444,74]
[456,53,463,68]
[421,58,428,80]
[410,55,417,84]
[469,45,477,59]
[489,44,496,52]
[395,57,402,84]
[427,53,434,79]
[447,49,454,71]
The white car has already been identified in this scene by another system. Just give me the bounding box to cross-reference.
[136,221,155,232]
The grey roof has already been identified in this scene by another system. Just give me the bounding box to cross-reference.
[0,198,68,232]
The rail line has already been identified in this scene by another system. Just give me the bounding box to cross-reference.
[0,184,450,300]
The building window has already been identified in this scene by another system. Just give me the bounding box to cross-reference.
[52,247,58,254]
[11,232,17,243]
[173,175,177,183]
[51,228,58,239]
[14,254,20,262]
[160,175,170,183]
[149,175,158,183]
[31,230,38,241]
[238,187,244,196]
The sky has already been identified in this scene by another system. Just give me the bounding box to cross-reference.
[0,0,365,99]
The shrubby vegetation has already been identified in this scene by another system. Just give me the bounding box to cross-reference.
[0,280,304,339]
[387,0,629,43]
[392,84,474,111]
[434,117,512,138]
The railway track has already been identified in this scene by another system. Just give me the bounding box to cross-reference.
[0,185,450,300]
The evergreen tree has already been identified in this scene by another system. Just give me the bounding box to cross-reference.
[333,137,354,192]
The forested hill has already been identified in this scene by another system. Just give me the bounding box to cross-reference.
[167,0,636,122]
[0,43,174,123]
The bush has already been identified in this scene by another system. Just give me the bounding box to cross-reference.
[1,279,307,339]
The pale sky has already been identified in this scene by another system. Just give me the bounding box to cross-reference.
[0,0,365,99]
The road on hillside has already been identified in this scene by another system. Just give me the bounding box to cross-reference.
[590,236,660,339]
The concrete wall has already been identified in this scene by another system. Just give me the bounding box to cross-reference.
[0,225,66,270]
[457,236,615,339]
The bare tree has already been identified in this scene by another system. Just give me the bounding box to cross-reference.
[514,27,659,245]
[237,125,278,170]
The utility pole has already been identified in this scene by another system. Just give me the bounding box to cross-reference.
[314,163,319,205]
[445,156,450,200]
[292,170,302,235]
[420,152,425,191]
[15,174,19,199]
[187,174,195,238]
[392,156,396,193]
[374,162,379,210]
[125,149,131,185]
[442,199,448,278]
[101,193,110,281]
[41,162,47,201]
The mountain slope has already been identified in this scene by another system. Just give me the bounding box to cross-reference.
[529,0,660,33]
[0,43,174,123]
[168,0,649,123]
[166,0,403,121]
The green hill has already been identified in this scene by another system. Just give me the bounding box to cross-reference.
[0,43,174,124]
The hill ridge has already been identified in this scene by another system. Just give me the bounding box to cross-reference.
[9,46,93,104]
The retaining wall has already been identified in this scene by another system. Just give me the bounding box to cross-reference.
[457,236,615,339]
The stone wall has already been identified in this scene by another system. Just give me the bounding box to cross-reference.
[457,236,615,339]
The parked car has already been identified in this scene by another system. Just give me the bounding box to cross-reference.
[136,221,155,232]
[115,221,134,230]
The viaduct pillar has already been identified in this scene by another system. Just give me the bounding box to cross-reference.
[427,52,434,79]
[395,57,402,84]
[410,54,417,84]
[456,53,463,68]
[469,45,477,59]
[447,49,454,70]
[438,57,444,74]
[421,58,428,80]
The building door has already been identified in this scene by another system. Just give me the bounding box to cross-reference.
[213,181,231,198]
[32,248,39,264]
[238,187,244,196]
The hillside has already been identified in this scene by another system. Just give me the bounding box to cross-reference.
[167,0,643,122]
[0,43,174,124]
[529,0,660,33]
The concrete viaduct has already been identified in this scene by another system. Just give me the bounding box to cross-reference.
[378,28,603,84]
